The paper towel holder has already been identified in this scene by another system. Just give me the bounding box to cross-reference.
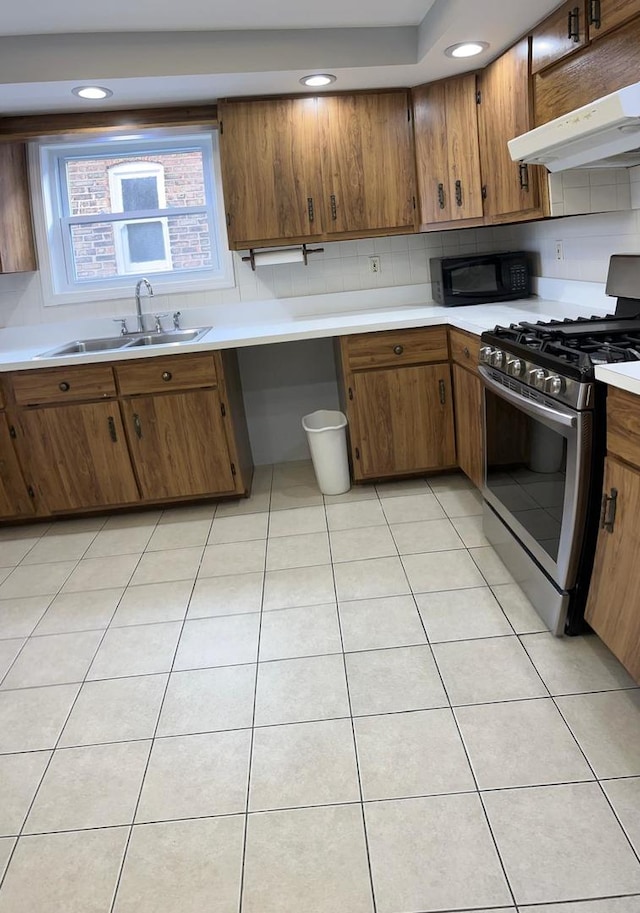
[242,244,324,271]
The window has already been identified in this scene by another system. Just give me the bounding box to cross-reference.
[32,130,234,305]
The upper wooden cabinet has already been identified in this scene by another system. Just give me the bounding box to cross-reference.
[219,91,417,249]
[477,38,547,223]
[218,97,323,249]
[317,92,417,236]
[0,144,37,274]
[587,0,640,40]
[413,75,483,227]
[531,1,588,74]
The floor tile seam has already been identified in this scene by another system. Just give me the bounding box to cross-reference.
[425,613,520,910]
[16,525,103,569]
[514,894,640,910]
[466,546,517,591]
[487,584,539,638]
[0,576,135,895]
[105,558,205,913]
[326,513,379,913]
[237,488,273,913]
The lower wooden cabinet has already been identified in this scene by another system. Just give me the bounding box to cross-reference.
[17,401,139,512]
[337,327,457,482]
[121,390,236,500]
[452,364,484,489]
[585,456,640,682]
[0,414,33,519]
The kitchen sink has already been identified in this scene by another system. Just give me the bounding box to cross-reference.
[34,327,211,359]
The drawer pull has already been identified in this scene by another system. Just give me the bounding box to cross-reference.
[437,183,445,210]
[568,5,580,41]
[133,414,143,439]
[393,345,404,356]
[439,379,446,405]
[600,488,618,533]
[519,163,530,192]
[161,371,172,382]
[455,180,463,207]
[59,381,70,392]
[307,196,315,223]
[107,416,117,443]
[589,0,601,28]
[330,194,337,221]
[463,346,470,359]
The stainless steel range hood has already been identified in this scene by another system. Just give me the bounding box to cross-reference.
[508,81,640,172]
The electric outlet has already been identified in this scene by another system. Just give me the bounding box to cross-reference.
[369,256,381,274]
[555,241,564,261]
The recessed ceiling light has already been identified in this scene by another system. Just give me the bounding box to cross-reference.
[444,42,489,59]
[71,86,113,100]
[299,74,337,88]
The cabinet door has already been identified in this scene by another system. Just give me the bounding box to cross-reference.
[219,98,322,248]
[413,82,453,223]
[589,0,640,40]
[445,75,484,221]
[122,390,235,500]
[0,144,37,274]
[18,402,139,512]
[478,39,544,221]
[531,1,588,74]
[0,415,33,519]
[318,92,417,235]
[350,364,456,479]
[585,458,640,683]
[452,365,484,489]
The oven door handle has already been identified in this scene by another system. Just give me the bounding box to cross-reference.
[479,365,577,429]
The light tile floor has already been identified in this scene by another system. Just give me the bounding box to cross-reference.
[0,462,639,913]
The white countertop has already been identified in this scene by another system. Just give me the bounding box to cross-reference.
[0,285,613,372]
[595,362,640,396]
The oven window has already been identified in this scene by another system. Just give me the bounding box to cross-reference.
[451,264,498,295]
[485,389,566,562]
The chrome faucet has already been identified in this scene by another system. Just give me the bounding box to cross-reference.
[134,278,154,333]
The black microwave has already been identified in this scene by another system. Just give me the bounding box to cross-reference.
[430,251,531,306]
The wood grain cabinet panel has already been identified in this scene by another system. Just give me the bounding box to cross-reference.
[121,390,236,500]
[531,1,588,75]
[115,353,217,396]
[342,327,449,371]
[12,364,116,406]
[0,414,33,519]
[317,92,417,236]
[413,75,483,226]
[349,363,456,480]
[589,0,640,40]
[17,402,139,512]
[452,364,484,489]
[606,386,640,467]
[449,328,481,373]
[477,38,546,223]
[0,144,36,274]
[218,97,323,248]
[585,457,640,683]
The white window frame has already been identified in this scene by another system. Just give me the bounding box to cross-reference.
[108,161,172,274]
[30,129,235,307]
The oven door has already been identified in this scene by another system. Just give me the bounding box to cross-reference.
[480,366,592,591]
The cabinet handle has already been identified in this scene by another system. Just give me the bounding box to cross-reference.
[600,487,618,533]
[439,379,446,405]
[481,185,487,200]
[437,183,445,210]
[393,345,404,356]
[58,381,70,392]
[589,0,601,28]
[518,163,530,192]
[348,387,353,401]
[307,197,315,223]
[354,446,360,460]
[463,346,470,359]
[161,371,172,382]
[330,194,337,221]
[107,416,117,443]
[455,180,463,207]
[133,414,143,439]
[568,6,580,41]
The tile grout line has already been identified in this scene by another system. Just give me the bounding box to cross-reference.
[105,503,217,913]
[237,463,273,913]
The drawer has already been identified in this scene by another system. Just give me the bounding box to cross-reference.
[116,353,218,396]
[607,386,640,469]
[449,328,481,372]
[341,326,449,370]
[11,364,116,406]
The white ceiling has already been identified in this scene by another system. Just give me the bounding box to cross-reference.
[0,0,562,116]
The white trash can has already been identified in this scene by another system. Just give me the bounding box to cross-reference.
[302,410,351,496]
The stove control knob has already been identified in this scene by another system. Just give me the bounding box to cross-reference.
[529,368,548,389]
[491,349,506,369]
[545,374,565,395]
[479,346,494,364]
[507,358,525,378]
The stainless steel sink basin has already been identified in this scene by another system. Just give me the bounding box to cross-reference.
[126,328,211,347]
[34,327,211,359]
[35,336,134,358]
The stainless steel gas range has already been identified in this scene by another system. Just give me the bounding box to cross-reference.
[478,259,640,636]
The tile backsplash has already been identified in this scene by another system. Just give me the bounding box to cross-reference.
[1,177,640,329]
